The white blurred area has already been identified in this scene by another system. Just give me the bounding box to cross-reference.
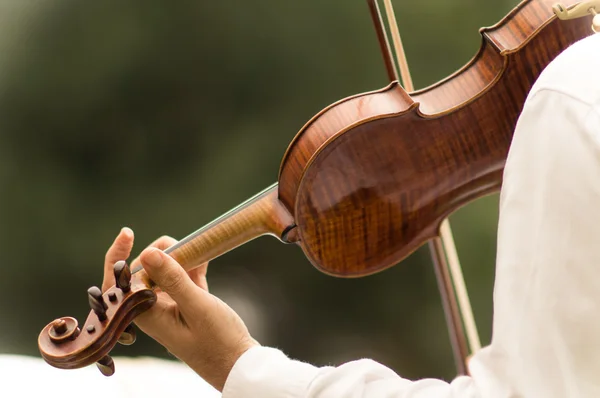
[0,354,220,397]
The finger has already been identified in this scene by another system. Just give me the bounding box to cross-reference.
[103,227,134,291]
[188,263,209,291]
[155,265,207,294]
[139,247,201,313]
[130,235,177,269]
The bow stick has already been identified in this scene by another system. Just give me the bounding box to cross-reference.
[367,0,482,375]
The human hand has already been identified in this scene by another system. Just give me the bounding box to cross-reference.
[102,227,259,391]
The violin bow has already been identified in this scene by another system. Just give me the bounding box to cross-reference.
[367,0,481,375]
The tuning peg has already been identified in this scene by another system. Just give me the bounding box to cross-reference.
[117,324,136,345]
[87,286,108,322]
[113,260,131,293]
[96,355,115,377]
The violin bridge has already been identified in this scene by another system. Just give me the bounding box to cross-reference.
[553,1,600,33]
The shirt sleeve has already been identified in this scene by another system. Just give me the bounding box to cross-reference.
[223,33,600,398]
[222,346,477,398]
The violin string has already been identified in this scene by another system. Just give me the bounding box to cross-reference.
[380,0,482,356]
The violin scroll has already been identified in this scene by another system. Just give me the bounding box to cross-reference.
[38,260,156,376]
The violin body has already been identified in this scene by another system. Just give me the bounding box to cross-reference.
[283,0,591,277]
[38,0,594,374]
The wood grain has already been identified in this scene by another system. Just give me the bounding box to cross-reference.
[164,184,296,272]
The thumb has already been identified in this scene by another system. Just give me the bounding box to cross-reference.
[140,247,198,305]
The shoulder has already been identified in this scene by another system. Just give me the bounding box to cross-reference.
[528,33,600,106]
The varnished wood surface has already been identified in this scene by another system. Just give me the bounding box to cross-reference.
[283,1,591,277]
[482,0,570,52]
[278,84,414,212]
[164,184,296,272]
[411,42,504,115]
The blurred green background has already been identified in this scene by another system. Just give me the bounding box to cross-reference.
[0,0,519,383]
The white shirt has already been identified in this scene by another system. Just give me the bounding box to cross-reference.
[222,32,600,397]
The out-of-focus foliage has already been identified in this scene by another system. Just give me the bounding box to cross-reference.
[0,0,519,382]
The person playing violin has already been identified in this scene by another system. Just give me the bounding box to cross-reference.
[100,32,600,397]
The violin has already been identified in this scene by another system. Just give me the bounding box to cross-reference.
[38,0,596,377]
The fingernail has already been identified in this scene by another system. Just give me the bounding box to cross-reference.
[143,248,163,267]
[121,227,133,237]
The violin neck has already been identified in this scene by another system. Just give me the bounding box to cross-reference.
[160,183,295,272]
